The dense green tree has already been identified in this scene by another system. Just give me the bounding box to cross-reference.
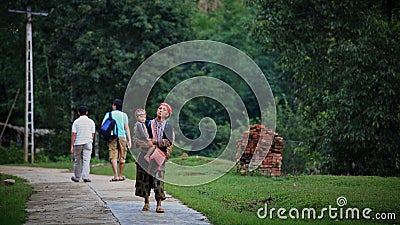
[1,0,193,159]
[2,0,305,170]
[250,0,400,176]
[0,2,27,128]
[175,1,308,169]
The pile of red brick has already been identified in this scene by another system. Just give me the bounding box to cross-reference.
[236,124,284,176]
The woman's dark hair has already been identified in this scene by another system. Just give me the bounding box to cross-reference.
[113,99,123,111]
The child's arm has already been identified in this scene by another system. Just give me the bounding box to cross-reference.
[134,122,153,148]
[136,122,148,140]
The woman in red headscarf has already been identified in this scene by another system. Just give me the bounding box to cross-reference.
[135,103,174,213]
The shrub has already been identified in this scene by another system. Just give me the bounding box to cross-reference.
[0,141,24,164]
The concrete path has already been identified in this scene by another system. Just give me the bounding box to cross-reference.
[0,166,211,225]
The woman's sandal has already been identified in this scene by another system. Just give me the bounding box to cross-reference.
[142,203,150,211]
[156,206,165,213]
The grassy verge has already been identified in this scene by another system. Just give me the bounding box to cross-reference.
[166,156,400,224]
[5,156,400,225]
[0,174,34,225]
[166,173,400,224]
[91,161,137,179]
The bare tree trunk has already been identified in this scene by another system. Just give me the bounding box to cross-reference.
[95,132,100,159]
[70,86,75,123]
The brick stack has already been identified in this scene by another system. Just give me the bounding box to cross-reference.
[236,124,284,177]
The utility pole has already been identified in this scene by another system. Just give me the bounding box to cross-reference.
[8,4,48,163]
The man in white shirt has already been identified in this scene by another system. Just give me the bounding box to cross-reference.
[71,106,96,182]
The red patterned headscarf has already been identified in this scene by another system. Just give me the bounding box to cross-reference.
[159,103,172,114]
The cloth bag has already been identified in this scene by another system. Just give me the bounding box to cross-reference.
[150,147,166,170]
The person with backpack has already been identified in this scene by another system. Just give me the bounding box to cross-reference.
[70,106,96,182]
[135,102,174,213]
[102,99,132,181]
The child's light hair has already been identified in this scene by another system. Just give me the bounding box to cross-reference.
[135,108,146,119]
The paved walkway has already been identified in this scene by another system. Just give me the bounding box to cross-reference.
[0,166,211,225]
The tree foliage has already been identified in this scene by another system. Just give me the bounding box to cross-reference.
[1,0,192,158]
[2,0,399,177]
[250,0,400,176]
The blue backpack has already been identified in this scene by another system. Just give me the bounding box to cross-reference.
[100,112,118,141]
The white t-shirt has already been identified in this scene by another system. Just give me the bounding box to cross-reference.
[72,116,96,145]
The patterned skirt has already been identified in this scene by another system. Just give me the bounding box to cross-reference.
[135,151,166,200]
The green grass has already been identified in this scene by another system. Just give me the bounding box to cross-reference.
[165,173,400,224]
[171,156,214,166]
[25,161,73,170]
[5,156,400,225]
[91,161,137,178]
[0,174,34,225]
[166,157,400,225]
[166,156,235,186]
[94,157,399,224]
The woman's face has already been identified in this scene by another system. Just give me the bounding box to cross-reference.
[157,105,170,119]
